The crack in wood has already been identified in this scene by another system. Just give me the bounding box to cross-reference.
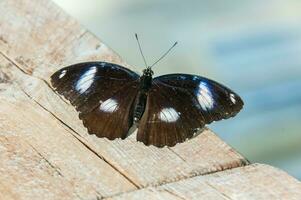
[25,141,64,177]
[168,147,187,162]
[102,163,248,199]
[0,51,30,75]
[205,181,233,200]
[163,188,186,200]
[19,84,140,189]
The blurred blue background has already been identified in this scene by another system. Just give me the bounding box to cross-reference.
[53,0,301,179]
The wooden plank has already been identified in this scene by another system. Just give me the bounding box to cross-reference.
[0,136,79,200]
[0,0,248,189]
[0,46,247,188]
[0,0,246,187]
[0,57,136,199]
[108,164,301,200]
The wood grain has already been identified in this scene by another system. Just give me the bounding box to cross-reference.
[107,164,301,200]
[0,0,247,188]
[0,57,136,199]
[0,0,299,199]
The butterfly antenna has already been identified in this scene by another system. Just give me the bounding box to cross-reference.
[150,41,178,68]
[135,33,148,68]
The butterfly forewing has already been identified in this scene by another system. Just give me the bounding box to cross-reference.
[137,74,243,147]
[51,62,140,139]
[154,74,243,122]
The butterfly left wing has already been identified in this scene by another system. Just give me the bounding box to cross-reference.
[137,74,243,147]
[51,61,140,139]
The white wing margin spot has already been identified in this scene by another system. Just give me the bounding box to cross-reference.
[230,93,236,104]
[59,70,66,79]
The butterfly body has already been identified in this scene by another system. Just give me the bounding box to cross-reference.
[133,67,153,123]
[51,61,243,147]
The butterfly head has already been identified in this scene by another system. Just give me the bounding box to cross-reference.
[142,67,154,77]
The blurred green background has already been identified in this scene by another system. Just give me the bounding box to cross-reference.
[53,0,301,179]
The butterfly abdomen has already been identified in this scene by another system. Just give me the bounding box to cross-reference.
[133,72,153,123]
[133,93,147,123]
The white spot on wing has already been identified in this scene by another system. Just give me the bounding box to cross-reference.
[230,93,236,104]
[75,66,97,93]
[159,108,180,123]
[99,98,118,113]
[59,70,66,79]
[196,82,214,111]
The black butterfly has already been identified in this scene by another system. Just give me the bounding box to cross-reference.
[51,36,243,147]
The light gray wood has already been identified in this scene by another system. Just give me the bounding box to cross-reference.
[108,164,301,200]
[0,56,136,199]
[0,0,247,189]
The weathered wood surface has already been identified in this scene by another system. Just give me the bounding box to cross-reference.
[0,0,300,199]
[108,164,301,200]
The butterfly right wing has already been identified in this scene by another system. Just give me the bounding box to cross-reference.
[51,62,140,139]
[137,74,243,147]
[137,82,205,147]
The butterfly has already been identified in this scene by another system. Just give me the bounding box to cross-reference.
[51,35,243,147]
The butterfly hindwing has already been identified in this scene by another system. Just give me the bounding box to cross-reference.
[79,81,139,139]
[137,74,243,147]
[137,83,206,147]
[51,62,140,139]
